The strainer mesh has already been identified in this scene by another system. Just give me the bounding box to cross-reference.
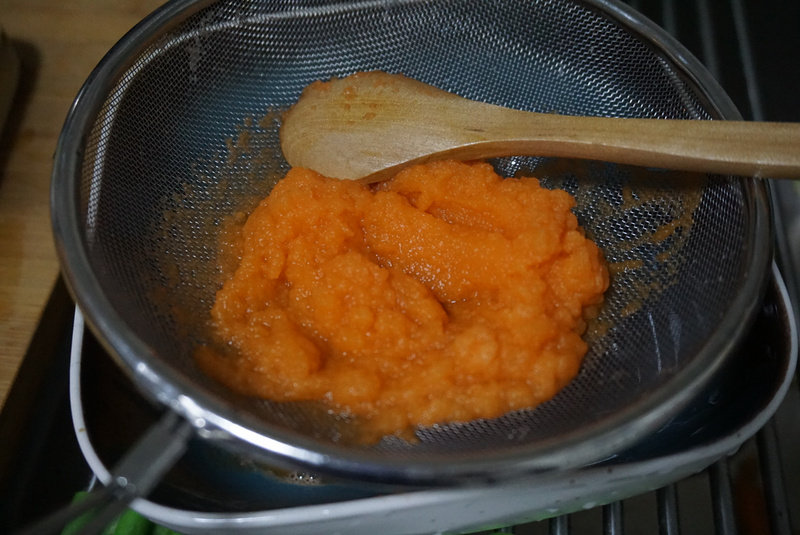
[69,0,764,473]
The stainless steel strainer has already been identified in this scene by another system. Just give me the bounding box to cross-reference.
[51,0,772,487]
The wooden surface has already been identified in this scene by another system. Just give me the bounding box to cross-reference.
[0,0,166,409]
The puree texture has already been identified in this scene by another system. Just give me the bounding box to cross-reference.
[197,160,609,440]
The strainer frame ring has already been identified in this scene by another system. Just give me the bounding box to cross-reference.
[51,0,773,485]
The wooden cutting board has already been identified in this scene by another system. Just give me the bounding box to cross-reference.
[0,0,166,409]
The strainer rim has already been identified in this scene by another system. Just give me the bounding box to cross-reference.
[50,0,773,485]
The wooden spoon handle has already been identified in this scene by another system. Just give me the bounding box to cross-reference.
[449,111,800,179]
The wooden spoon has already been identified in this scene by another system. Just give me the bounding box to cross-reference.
[280,71,800,183]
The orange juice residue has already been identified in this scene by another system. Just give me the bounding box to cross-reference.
[196,160,609,441]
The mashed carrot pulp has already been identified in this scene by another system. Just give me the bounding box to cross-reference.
[197,160,609,441]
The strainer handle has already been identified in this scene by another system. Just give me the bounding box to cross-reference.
[14,410,192,535]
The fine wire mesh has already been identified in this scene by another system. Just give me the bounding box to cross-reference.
[70,0,764,473]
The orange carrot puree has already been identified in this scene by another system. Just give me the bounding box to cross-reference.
[196,160,609,440]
